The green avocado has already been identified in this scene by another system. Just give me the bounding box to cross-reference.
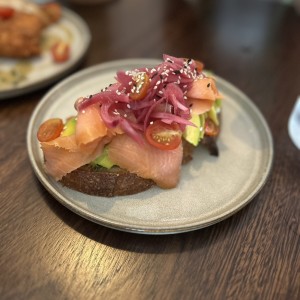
[92,146,115,169]
[61,117,77,137]
[208,105,219,126]
[183,113,205,146]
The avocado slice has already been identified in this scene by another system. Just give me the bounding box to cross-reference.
[208,105,219,126]
[183,113,205,146]
[61,117,77,137]
[92,146,115,169]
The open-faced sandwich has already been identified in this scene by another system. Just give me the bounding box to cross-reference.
[0,0,65,60]
[37,55,222,197]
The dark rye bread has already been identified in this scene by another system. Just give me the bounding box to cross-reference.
[59,136,219,197]
[60,164,155,197]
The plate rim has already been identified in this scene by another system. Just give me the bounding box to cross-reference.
[27,58,274,235]
[0,7,91,100]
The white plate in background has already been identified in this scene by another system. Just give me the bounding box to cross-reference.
[0,7,91,100]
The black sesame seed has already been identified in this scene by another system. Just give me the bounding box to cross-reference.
[207,83,211,88]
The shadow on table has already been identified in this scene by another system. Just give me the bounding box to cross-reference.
[39,178,259,254]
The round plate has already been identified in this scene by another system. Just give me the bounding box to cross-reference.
[27,59,274,234]
[0,7,91,100]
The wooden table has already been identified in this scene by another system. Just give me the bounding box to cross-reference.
[1,0,299,299]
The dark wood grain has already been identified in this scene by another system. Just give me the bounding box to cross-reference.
[1,0,299,299]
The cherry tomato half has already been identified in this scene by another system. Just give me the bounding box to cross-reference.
[204,118,219,137]
[37,118,64,142]
[145,120,182,150]
[130,72,150,101]
[0,6,15,19]
[51,41,70,63]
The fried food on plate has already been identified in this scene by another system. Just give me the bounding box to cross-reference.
[0,0,61,58]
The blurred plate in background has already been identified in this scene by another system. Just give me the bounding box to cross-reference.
[0,7,91,100]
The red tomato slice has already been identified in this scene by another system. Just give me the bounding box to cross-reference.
[204,118,219,137]
[0,6,15,19]
[51,41,70,63]
[37,118,64,142]
[145,121,182,150]
[130,72,150,101]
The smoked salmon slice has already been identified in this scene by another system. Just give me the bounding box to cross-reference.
[186,77,221,114]
[76,104,107,145]
[108,134,183,188]
[41,135,110,180]
[187,77,219,101]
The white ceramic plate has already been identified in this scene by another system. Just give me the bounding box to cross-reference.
[27,59,274,234]
[0,7,91,100]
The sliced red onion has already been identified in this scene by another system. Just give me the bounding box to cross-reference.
[150,112,195,127]
[76,55,203,142]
